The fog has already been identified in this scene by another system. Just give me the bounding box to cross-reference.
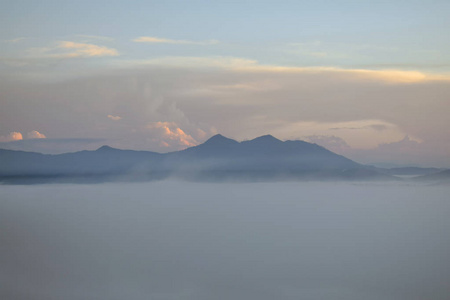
[1,181,449,300]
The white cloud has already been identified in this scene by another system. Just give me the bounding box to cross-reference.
[107,115,122,121]
[0,132,23,142]
[26,130,46,139]
[133,36,219,45]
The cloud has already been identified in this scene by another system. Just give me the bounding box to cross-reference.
[75,35,114,42]
[57,41,119,57]
[269,120,406,150]
[1,60,449,165]
[0,132,23,142]
[375,135,422,151]
[345,136,440,167]
[133,36,219,45]
[131,56,450,84]
[239,65,449,84]
[26,130,46,139]
[4,37,26,43]
[304,135,351,153]
[107,115,122,121]
[147,122,197,148]
[366,124,388,131]
[159,141,170,148]
[301,134,446,167]
[328,122,391,134]
[0,131,46,142]
[196,129,207,140]
[23,41,119,60]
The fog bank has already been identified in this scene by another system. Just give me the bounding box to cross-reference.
[1,182,449,300]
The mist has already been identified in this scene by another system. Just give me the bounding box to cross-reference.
[1,181,449,300]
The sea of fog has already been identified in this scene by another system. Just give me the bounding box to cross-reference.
[1,181,449,300]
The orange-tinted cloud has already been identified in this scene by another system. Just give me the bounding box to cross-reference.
[159,141,170,148]
[0,131,23,142]
[196,128,207,140]
[107,115,122,121]
[58,41,119,57]
[147,122,197,148]
[139,56,450,84]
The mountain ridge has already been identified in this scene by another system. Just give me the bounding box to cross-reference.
[0,134,443,183]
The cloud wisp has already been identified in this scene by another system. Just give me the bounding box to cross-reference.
[133,36,219,45]
[56,41,119,58]
[131,56,450,84]
[23,41,119,60]
[107,115,122,121]
[3,37,27,43]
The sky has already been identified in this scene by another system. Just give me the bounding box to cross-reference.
[1,0,449,167]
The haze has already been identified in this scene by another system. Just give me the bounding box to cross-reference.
[1,181,449,300]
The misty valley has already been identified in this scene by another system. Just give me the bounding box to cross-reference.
[1,134,449,299]
[1,181,449,300]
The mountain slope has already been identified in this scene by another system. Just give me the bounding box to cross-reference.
[0,147,162,176]
[166,134,360,173]
[0,134,392,183]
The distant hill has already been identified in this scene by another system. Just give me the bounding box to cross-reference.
[414,169,450,183]
[380,167,443,176]
[0,134,407,184]
[363,166,444,178]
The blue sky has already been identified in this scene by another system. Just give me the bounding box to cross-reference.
[2,0,449,69]
[1,0,450,166]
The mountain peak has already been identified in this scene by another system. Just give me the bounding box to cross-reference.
[96,145,116,152]
[203,134,238,145]
[247,134,282,143]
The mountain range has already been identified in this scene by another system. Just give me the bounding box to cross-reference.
[0,134,446,184]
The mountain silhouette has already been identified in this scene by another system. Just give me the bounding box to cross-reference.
[0,134,405,183]
[414,169,450,182]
